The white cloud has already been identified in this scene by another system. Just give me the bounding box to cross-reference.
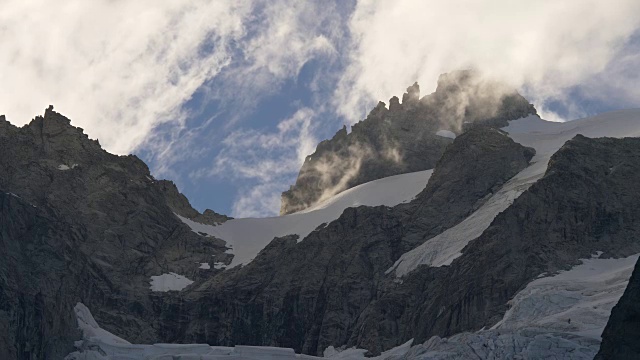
[336,0,640,123]
[202,1,344,127]
[135,0,346,183]
[230,183,285,219]
[194,108,318,218]
[128,1,346,217]
[0,0,251,154]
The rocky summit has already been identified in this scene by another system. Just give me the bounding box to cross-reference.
[1,74,640,360]
[279,70,537,215]
[0,107,232,359]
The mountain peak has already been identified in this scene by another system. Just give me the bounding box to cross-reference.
[401,82,420,105]
[280,71,537,215]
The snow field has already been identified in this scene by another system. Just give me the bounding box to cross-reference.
[178,170,433,268]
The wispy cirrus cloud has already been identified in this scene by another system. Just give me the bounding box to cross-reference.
[0,0,254,154]
[148,0,640,217]
[137,0,348,179]
[132,1,349,217]
[193,108,317,218]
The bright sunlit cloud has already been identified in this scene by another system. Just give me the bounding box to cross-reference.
[0,0,252,154]
[337,0,640,123]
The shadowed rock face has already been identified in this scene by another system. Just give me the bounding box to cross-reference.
[150,135,640,356]
[400,126,535,238]
[154,125,536,355]
[280,70,537,215]
[0,107,231,359]
[596,258,640,359]
[350,136,640,354]
[157,180,232,225]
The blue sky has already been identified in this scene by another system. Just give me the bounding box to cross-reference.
[2,0,640,218]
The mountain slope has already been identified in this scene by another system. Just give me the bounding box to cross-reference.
[347,133,640,354]
[0,108,230,358]
[179,169,434,268]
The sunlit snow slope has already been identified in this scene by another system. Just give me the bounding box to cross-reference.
[179,169,433,268]
[182,110,640,272]
[389,110,640,277]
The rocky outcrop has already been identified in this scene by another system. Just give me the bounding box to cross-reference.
[280,70,537,215]
[0,107,231,358]
[157,180,232,225]
[401,126,535,238]
[596,257,640,359]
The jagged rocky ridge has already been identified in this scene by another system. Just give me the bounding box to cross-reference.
[158,180,232,225]
[0,108,232,359]
[280,70,537,215]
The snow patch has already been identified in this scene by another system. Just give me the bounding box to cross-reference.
[149,273,193,292]
[504,111,640,167]
[435,129,456,139]
[213,262,227,269]
[58,163,78,170]
[177,170,433,268]
[198,262,210,270]
[5,192,37,207]
[73,303,131,346]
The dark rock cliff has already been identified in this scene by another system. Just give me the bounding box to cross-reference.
[596,256,640,359]
[401,126,535,237]
[157,180,232,225]
[0,107,231,359]
[280,70,537,215]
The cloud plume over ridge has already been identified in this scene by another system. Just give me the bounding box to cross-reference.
[337,0,640,122]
